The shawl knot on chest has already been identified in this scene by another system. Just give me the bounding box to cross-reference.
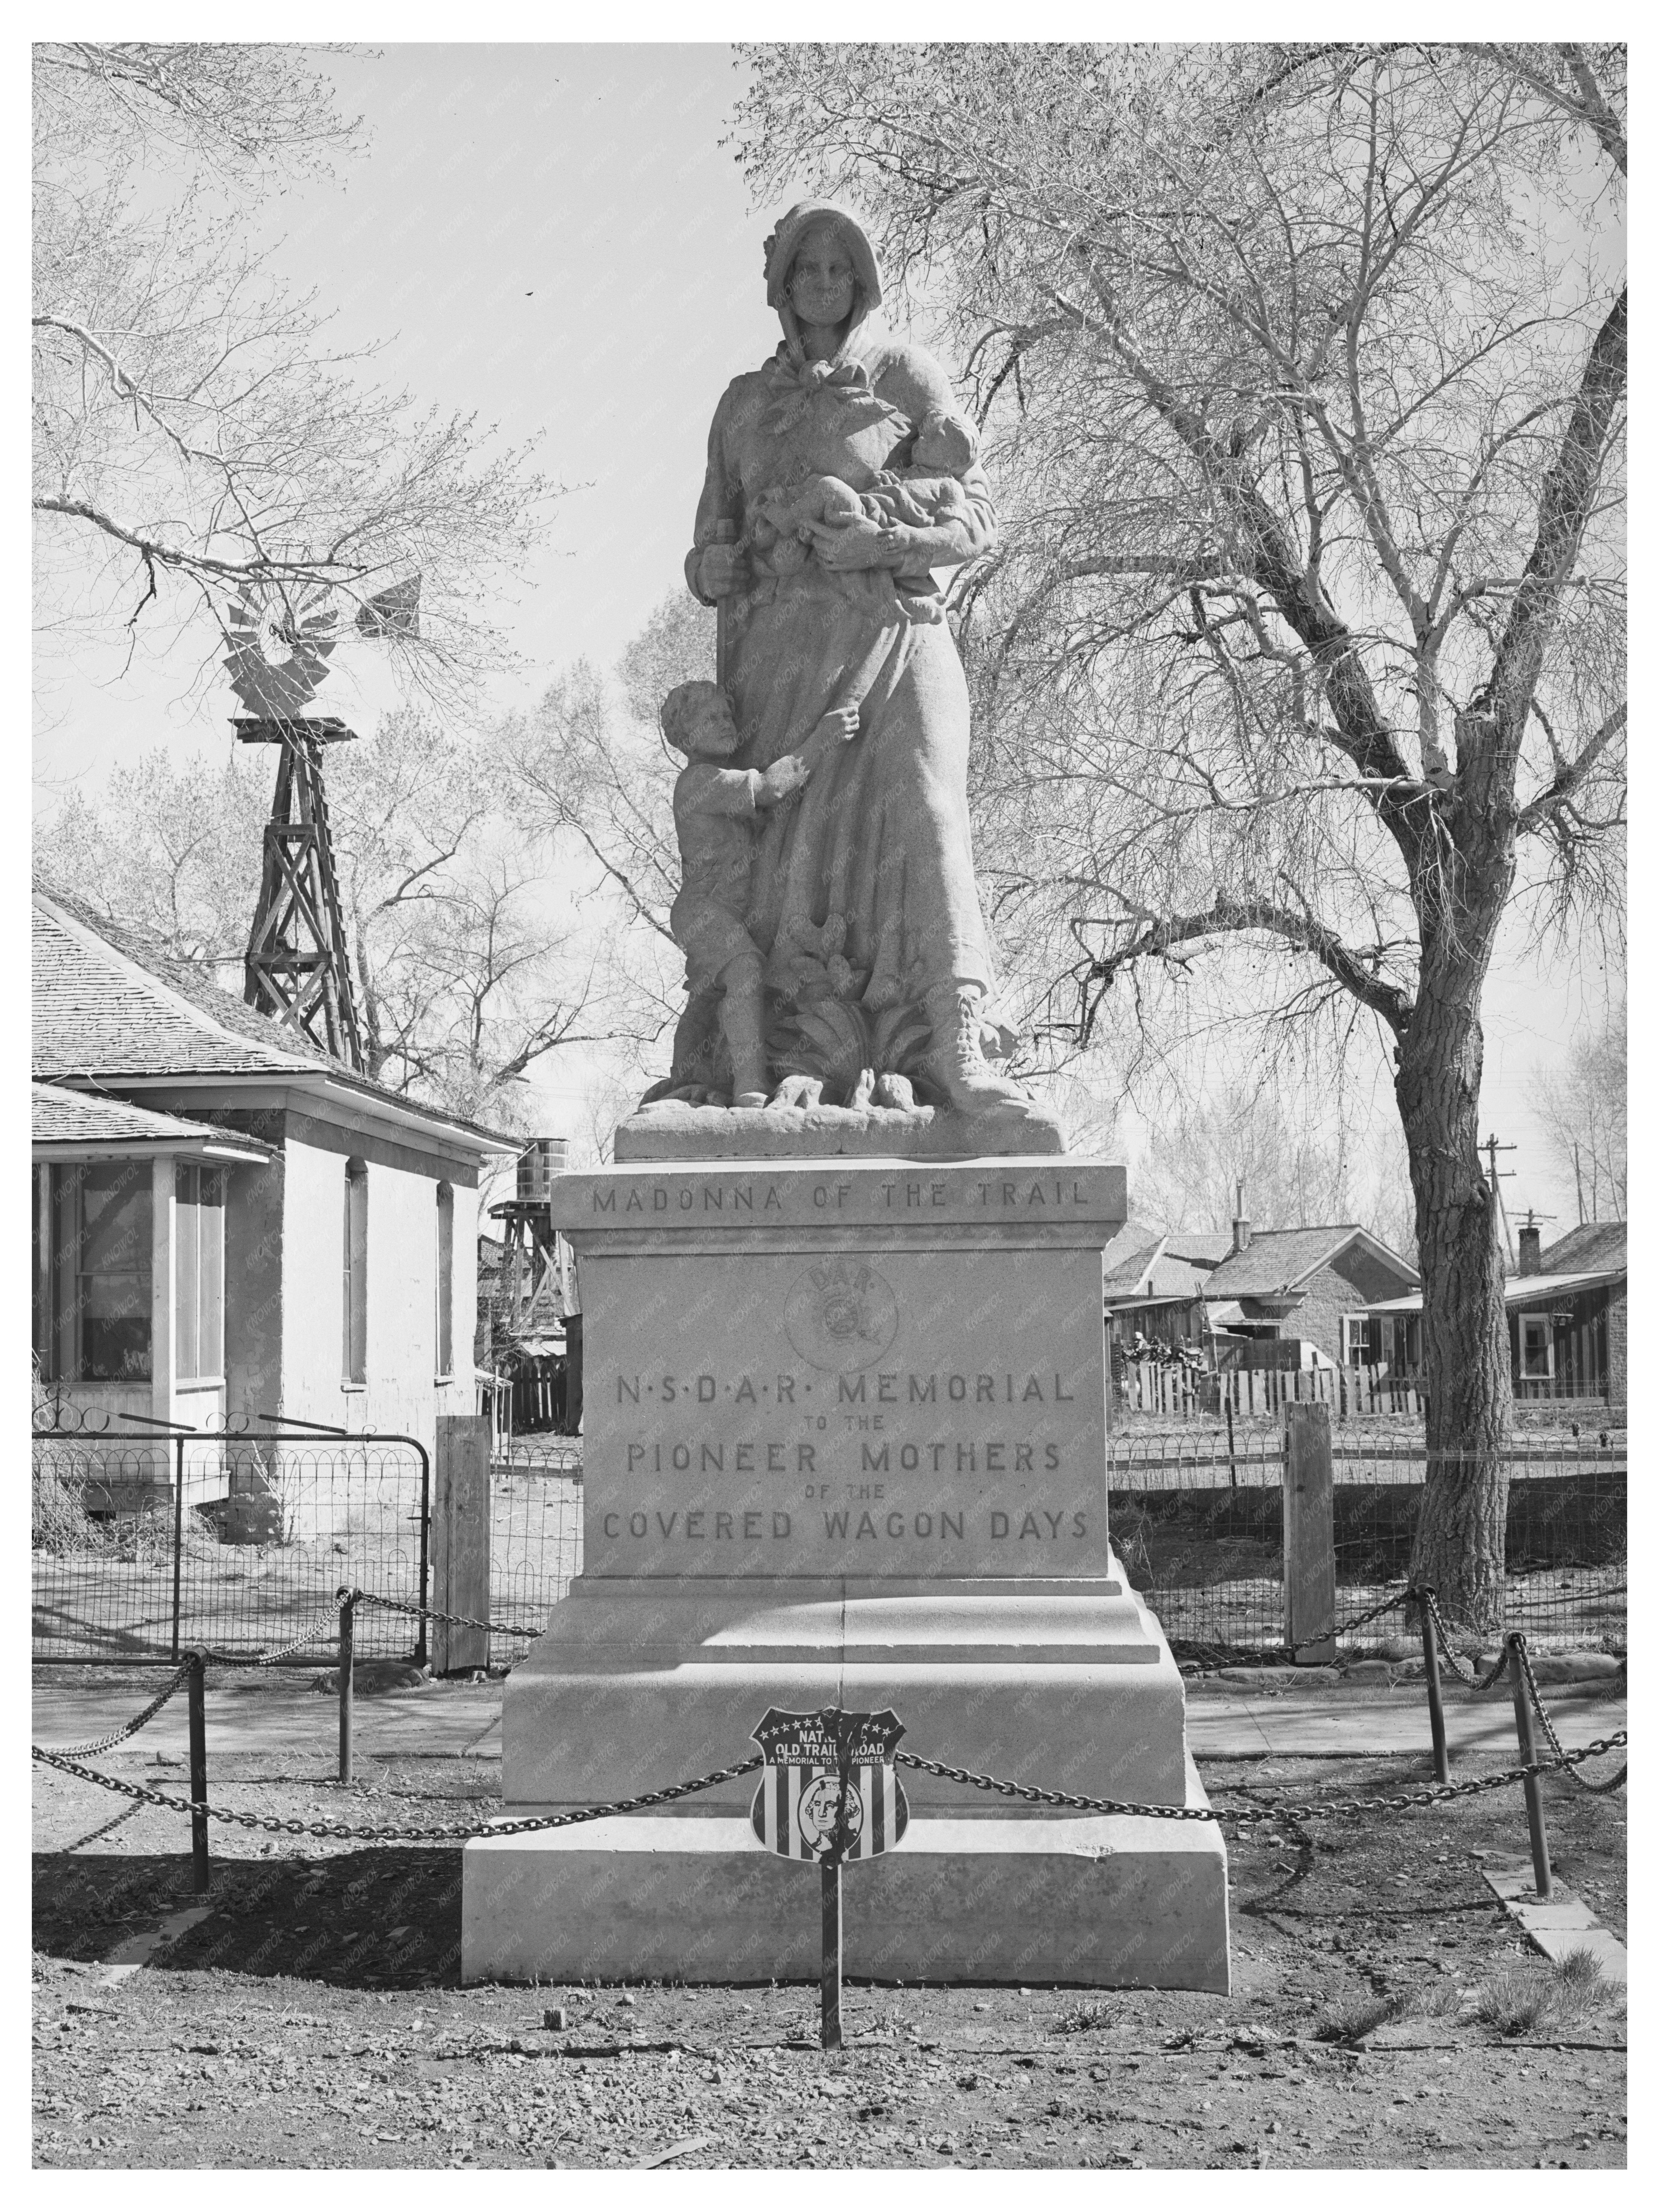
[757,351,908,440]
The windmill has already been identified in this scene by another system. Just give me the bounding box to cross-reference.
[225,576,418,1070]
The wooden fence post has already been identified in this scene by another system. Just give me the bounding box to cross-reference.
[433,1414,491,1675]
[1284,1400,1336,1663]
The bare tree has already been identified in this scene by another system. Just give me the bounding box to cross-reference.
[33,41,556,706]
[34,710,618,1132]
[1531,1004,1626,1223]
[1131,1071,1414,1253]
[735,41,1626,1626]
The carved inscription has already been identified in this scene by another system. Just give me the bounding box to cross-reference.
[601,1363,1094,1555]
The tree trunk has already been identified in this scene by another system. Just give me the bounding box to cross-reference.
[1396,956,1513,1635]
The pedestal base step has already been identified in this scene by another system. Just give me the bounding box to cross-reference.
[462,1753,1228,1991]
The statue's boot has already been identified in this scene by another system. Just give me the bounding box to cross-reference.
[722,982,769,1109]
[918,983,1065,1150]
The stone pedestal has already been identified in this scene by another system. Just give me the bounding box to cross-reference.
[462,1156,1229,1990]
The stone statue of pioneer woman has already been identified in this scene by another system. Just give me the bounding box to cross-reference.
[645,200,1061,1153]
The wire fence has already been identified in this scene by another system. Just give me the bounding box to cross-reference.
[34,1424,1626,1669]
[32,1432,428,1665]
[488,1450,583,1666]
[1106,1432,1627,1656]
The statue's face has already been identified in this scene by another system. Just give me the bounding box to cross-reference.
[684,694,739,758]
[788,225,856,327]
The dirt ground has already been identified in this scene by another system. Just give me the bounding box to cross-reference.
[33,1748,1626,2170]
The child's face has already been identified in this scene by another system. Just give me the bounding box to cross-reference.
[680,695,740,759]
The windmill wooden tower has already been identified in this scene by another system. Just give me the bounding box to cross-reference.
[224,578,417,1071]
[225,583,364,1067]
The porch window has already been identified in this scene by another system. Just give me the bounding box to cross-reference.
[435,1182,455,1380]
[31,1162,153,1382]
[174,1164,226,1381]
[1341,1314,1369,1365]
[1519,1313,1554,1381]
[343,1158,368,1385]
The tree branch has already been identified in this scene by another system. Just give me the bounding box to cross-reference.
[1485,287,1626,746]
[1085,897,1413,1036]
[1516,702,1626,833]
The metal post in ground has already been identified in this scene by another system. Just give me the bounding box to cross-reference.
[413,1445,431,1670]
[187,1650,210,1894]
[171,1433,186,1662]
[338,1591,355,1784]
[1416,1587,1450,1782]
[820,1856,843,2050]
[1507,1631,1552,1899]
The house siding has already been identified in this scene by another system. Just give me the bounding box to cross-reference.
[224,1153,285,1430]
[278,1132,476,1448]
[1609,1281,1626,1405]
[1277,1250,1419,1366]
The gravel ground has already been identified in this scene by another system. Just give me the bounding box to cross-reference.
[33,1747,1626,2170]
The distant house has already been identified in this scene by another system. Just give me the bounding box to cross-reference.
[1197,1210,1421,1369]
[1508,1221,1626,1403]
[1356,1218,1626,1407]
[1102,1223,1233,1353]
[31,888,517,1448]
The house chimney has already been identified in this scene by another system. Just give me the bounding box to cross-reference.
[1518,1213,1542,1277]
[1231,1176,1251,1254]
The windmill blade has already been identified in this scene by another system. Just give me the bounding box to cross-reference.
[223,580,338,718]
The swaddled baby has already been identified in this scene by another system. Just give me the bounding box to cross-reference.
[749,409,979,571]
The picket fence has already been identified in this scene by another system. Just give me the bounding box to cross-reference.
[1121,1359,1423,1421]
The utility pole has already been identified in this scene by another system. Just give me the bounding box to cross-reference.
[1482,1133,1518,1269]
[1572,1141,1586,1227]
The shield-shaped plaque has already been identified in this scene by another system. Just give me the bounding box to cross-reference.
[749,1707,908,1862]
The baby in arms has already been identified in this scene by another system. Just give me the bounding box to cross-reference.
[749,409,979,568]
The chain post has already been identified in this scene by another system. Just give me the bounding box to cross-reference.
[820,1857,843,2050]
[1415,1586,1450,1783]
[187,1650,209,1893]
[1507,1631,1553,1898]
[338,1592,355,1785]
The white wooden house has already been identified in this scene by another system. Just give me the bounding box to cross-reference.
[31,888,517,1450]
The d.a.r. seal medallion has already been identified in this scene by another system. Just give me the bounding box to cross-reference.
[783,1258,899,1371]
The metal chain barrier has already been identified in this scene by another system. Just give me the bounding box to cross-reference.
[36,1658,194,1758]
[897,1751,1216,1823]
[34,1723,1625,1841]
[1179,1585,1411,1677]
[1204,1734,1627,1822]
[347,1588,545,1644]
[1421,1590,1511,1691]
[1516,1636,1629,1796]
[31,1745,764,1843]
[218,1607,350,1669]
[898,1733,1627,1827]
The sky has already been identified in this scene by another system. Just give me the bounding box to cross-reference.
[28,39,1625,1236]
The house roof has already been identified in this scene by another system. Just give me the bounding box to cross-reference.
[1201,1224,1419,1299]
[1102,1220,1234,1302]
[1162,1230,1234,1266]
[1099,1218,1161,1287]
[33,887,517,1156]
[1538,1221,1626,1276]
[1101,1219,1164,1295]
[34,888,331,1080]
[1361,1269,1623,1318]
[1505,1270,1625,1307]
[32,1082,274,1161]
